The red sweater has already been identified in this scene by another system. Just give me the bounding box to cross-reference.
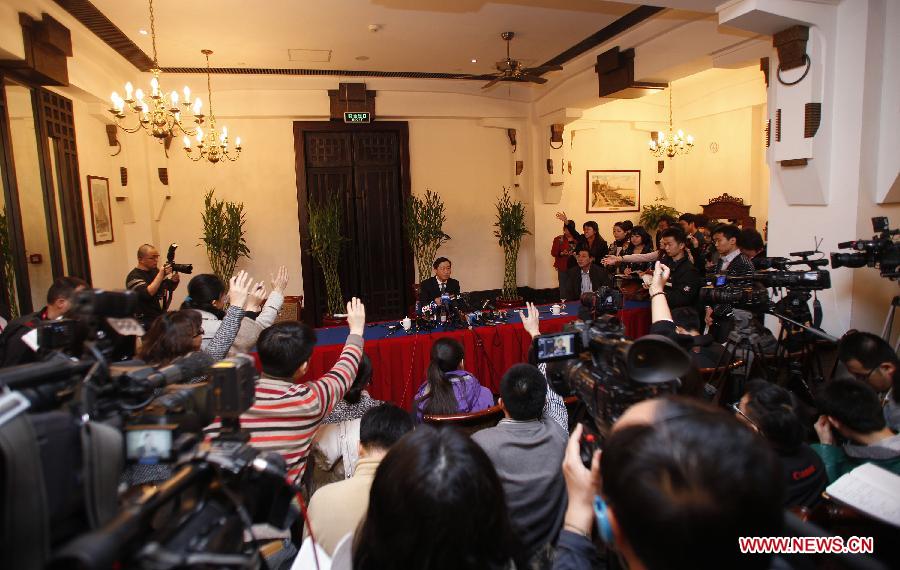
[206,334,364,482]
[551,235,576,271]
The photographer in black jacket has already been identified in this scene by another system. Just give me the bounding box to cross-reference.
[125,244,180,330]
[658,227,702,309]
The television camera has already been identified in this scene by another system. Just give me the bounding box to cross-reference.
[577,286,624,321]
[49,357,299,570]
[0,289,299,569]
[699,250,831,327]
[533,315,691,463]
[830,216,900,280]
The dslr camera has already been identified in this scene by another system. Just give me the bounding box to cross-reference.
[165,243,193,274]
[831,216,900,279]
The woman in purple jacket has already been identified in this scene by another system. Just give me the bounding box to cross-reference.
[414,338,493,422]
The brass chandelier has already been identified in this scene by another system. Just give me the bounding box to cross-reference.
[182,50,242,163]
[648,87,694,158]
[108,0,203,141]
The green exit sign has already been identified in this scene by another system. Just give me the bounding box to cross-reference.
[344,111,371,123]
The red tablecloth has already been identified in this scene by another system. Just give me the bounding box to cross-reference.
[302,306,650,410]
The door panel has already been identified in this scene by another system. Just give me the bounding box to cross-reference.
[304,165,356,321]
[295,122,412,327]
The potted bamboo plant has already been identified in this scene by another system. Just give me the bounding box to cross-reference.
[404,189,451,285]
[200,189,251,283]
[0,208,18,319]
[308,195,348,325]
[493,187,530,308]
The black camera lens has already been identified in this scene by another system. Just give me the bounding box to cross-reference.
[830,252,867,269]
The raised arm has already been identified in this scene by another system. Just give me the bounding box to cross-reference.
[298,298,367,421]
[204,271,253,360]
[602,250,660,266]
[650,262,673,324]
[521,302,568,432]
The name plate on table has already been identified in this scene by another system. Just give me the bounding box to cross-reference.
[343,111,371,123]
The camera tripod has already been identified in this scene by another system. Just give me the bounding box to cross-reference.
[707,313,773,404]
[768,307,837,402]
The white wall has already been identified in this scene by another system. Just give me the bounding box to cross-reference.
[732,0,900,339]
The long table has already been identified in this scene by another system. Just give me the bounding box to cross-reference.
[300,301,651,410]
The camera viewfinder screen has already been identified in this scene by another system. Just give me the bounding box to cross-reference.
[536,333,576,361]
[126,429,173,463]
[715,275,727,287]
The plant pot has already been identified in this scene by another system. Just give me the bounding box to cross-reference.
[495,296,525,310]
[321,314,348,328]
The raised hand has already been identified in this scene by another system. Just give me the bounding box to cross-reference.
[561,424,602,537]
[228,270,254,308]
[555,211,569,223]
[346,297,366,336]
[649,261,670,295]
[245,282,268,311]
[271,265,289,294]
[520,301,541,338]
[601,255,618,267]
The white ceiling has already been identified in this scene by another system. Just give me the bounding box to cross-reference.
[92,0,657,73]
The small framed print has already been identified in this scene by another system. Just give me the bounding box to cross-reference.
[87,175,114,244]
[586,170,640,213]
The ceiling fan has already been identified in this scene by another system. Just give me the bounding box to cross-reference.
[471,31,563,89]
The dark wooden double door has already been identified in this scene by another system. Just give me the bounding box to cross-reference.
[294,122,413,326]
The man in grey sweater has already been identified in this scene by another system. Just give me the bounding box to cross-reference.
[473,359,568,564]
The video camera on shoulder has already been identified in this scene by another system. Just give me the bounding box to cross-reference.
[533,316,691,442]
[165,243,193,274]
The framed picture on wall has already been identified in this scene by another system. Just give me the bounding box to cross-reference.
[87,175,114,245]
[585,170,640,213]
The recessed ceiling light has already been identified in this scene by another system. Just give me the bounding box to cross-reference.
[139,29,148,35]
[471,58,477,63]
[356,55,370,61]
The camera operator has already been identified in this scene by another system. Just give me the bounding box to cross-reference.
[739,228,768,270]
[648,262,725,373]
[703,224,756,340]
[126,244,180,331]
[678,213,707,273]
[554,398,783,570]
[602,228,701,309]
[0,276,87,367]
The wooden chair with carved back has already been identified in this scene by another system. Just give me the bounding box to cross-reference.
[423,404,505,436]
[700,193,756,229]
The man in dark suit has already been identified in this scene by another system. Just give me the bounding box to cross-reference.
[418,257,461,305]
[562,248,612,301]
